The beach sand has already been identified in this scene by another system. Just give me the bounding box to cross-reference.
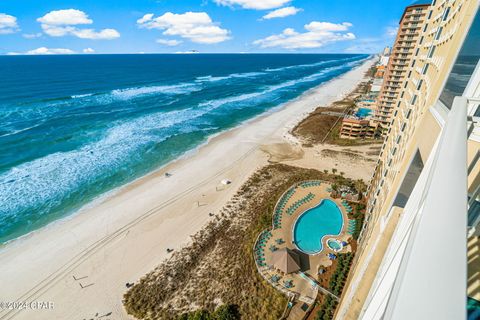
[0,58,375,320]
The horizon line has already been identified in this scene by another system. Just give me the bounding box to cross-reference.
[1,52,377,56]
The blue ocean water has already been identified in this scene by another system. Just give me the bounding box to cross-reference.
[0,53,367,244]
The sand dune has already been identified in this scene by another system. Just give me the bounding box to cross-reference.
[0,58,375,320]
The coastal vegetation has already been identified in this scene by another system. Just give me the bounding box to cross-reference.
[178,304,240,320]
[292,67,381,147]
[329,253,354,296]
[313,253,354,320]
[123,164,366,319]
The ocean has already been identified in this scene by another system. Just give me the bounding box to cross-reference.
[0,53,368,244]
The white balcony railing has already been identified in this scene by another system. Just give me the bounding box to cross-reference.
[359,97,468,320]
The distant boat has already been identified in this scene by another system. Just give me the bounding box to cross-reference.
[175,50,200,54]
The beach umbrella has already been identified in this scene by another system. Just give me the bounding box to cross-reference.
[271,248,301,274]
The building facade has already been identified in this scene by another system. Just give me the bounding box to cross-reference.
[375,1,431,135]
[336,0,480,318]
[340,118,378,140]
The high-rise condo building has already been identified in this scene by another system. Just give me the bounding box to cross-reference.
[336,0,480,319]
[375,1,431,135]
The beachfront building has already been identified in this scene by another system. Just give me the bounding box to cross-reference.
[374,65,386,79]
[379,46,391,67]
[338,62,384,141]
[375,1,431,136]
[382,46,392,57]
[340,118,378,140]
[336,0,480,319]
[339,102,380,140]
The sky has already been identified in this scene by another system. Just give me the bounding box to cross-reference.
[0,0,414,55]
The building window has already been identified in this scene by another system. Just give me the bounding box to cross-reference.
[427,45,436,58]
[396,135,402,144]
[419,36,424,45]
[406,109,412,119]
[422,63,429,75]
[410,94,417,105]
[408,71,412,78]
[428,10,433,19]
[442,7,451,21]
[393,150,424,208]
[439,10,480,109]
[435,26,443,41]
[416,80,423,90]
[423,23,428,33]
[415,48,419,56]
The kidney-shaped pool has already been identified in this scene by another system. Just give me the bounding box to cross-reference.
[293,199,343,255]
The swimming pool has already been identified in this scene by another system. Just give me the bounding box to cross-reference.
[293,199,343,255]
[356,108,372,118]
[327,238,343,252]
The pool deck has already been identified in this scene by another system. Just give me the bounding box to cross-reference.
[255,181,354,315]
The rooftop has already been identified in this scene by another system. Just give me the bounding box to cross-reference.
[409,0,432,6]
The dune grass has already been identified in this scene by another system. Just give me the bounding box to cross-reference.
[123,164,366,319]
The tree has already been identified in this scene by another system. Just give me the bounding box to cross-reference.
[213,304,240,320]
[190,309,212,320]
[332,168,338,174]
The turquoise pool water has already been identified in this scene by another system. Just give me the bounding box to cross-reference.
[356,107,372,118]
[327,239,342,251]
[293,199,343,254]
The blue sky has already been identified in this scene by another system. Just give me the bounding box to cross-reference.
[0,0,413,55]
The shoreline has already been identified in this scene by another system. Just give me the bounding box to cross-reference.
[0,57,375,320]
[0,57,369,248]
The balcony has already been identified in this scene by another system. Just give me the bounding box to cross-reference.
[358,97,471,320]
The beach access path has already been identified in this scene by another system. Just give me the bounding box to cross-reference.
[0,58,375,320]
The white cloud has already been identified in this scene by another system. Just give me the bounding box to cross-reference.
[0,13,20,34]
[254,21,355,49]
[83,47,95,53]
[137,13,154,24]
[344,37,390,54]
[385,26,399,38]
[37,9,120,40]
[37,9,92,25]
[8,47,76,55]
[137,12,230,44]
[262,6,302,20]
[71,28,120,39]
[156,38,182,46]
[214,0,291,10]
[23,33,42,39]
